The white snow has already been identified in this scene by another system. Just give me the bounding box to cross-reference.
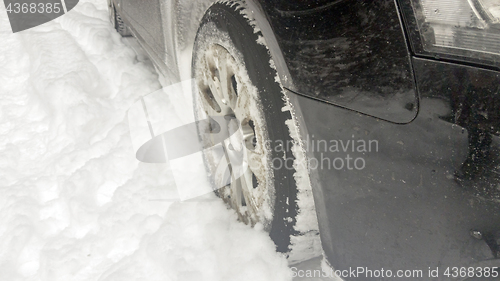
[0,1,294,280]
[284,114,322,265]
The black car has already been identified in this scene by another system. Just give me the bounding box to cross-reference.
[109,0,500,279]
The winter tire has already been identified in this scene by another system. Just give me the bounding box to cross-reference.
[191,3,303,254]
[108,1,131,37]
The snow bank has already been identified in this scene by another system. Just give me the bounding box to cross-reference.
[0,1,291,280]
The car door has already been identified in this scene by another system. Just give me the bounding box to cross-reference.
[119,0,179,82]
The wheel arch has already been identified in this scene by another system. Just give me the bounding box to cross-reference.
[240,0,295,91]
[174,0,294,91]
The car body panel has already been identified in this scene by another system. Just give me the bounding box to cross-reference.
[259,0,418,123]
[287,57,500,279]
[113,0,179,82]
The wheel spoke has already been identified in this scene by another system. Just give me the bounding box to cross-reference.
[207,76,221,105]
[218,58,230,104]
[212,146,231,188]
[201,55,224,113]
[224,135,246,179]
[197,59,221,114]
[231,175,246,207]
[198,89,219,117]
[219,57,240,108]
[240,168,255,197]
[246,149,266,188]
[233,90,252,122]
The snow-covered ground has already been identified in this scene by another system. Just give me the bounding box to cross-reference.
[0,1,320,280]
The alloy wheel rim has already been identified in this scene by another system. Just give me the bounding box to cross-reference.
[195,44,273,226]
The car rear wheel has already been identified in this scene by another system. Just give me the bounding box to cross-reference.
[191,3,318,257]
[108,1,131,37]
